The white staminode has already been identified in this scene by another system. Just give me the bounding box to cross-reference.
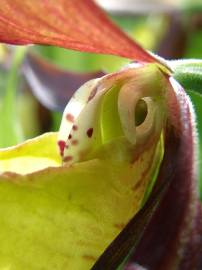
[58,64,166,165]
[58,79,100,144]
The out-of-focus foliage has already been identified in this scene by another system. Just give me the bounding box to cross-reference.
[0,47,26,147]
[185,31,202,58]
[35,46,128,73]
[0,47,40,147]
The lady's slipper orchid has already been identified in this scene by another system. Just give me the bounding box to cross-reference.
[0,1,201,270]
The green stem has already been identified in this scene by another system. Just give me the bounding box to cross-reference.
[0,46,27,148]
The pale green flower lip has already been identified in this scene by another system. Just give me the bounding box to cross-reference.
[0,132,61,175]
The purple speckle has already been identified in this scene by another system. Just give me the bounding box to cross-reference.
[72,125,78,131]
[86,128,93,138]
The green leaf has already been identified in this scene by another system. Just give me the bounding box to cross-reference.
[170,59,202,199]
[186,90,202,200]
[169,59,202,95]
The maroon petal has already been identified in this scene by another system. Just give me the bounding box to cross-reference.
[23,53,105,111]
[130,80,202,270]
[0,0,157,63]
[125,264,147,270]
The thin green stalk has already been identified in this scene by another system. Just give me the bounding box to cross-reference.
[0,46,27,148]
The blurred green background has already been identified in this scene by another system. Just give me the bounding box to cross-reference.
[0,0,202,198]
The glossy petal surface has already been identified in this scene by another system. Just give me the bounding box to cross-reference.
[0,0,156,63]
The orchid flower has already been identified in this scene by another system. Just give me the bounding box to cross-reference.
[0,1,201,270]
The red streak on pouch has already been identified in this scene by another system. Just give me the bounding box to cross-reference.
[86,128,93,138]
[57,140,66,156]
[63,156,73,162]
[71,140,78,145]
[72,125,78,131]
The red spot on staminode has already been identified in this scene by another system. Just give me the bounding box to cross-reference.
[72,125,78,131]
[71,140,78,145]
[63,156,73,162]
[68,134,72,140]
[66,113,74,122]
[58,140,66,156]
[82,254,97,261]
[86,128,93,138]
[65,145,69,149]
